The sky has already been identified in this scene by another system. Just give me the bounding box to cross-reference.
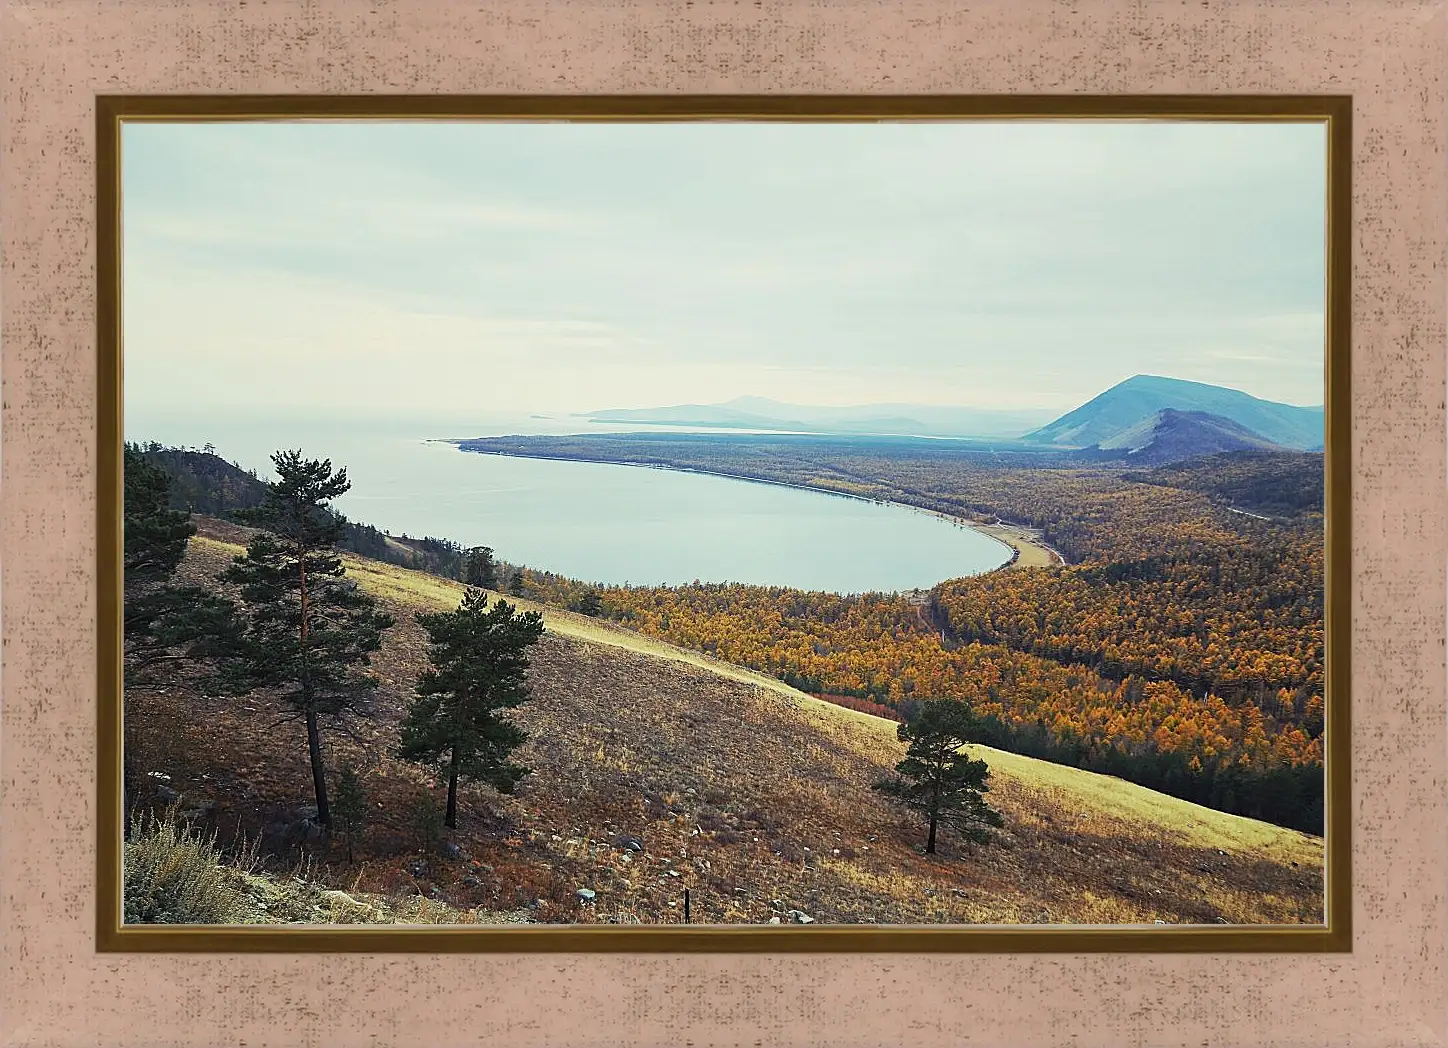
[122,119,1328,419]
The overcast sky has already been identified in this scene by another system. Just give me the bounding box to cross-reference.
[122,119,1327,417]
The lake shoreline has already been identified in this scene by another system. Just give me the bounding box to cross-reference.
[442,440,1065,575]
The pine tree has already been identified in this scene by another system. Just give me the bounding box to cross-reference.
[507,570,527,597]
[463,546,500,590]
[122,443,241,692]
[124,442,195,587]
[873,699,1004,855]
[217,450,394,827]
[331,762,369,863]
[398,589,544,828]
[122,443,242,827]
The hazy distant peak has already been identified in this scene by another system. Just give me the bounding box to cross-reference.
[1025,375,1324,452]
[584,397,1056,439]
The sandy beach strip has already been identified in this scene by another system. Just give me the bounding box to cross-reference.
[969,520,1065,569]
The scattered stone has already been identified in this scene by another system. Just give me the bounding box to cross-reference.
[156,785,180,805]
[770,899,787,912]
[617,834,644,852]
[1214,917,1231,925]
[408,860,429,879]
[666,870,681,878]
[767,916,782,925]
[146,771,172,782]
[323,890,360,909]
[298,819,325,843]
[867,835,877,842]
[619,852,633,864]
[461,876,481,888]
[441,841,463,860]
[576,888,596,903]
[1153,919,1168,925]
[951,888,969,898]
[787,910,815,925]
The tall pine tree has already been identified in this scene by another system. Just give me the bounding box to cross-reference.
[398,589,544,828]
[122,443,241,827]
[873,699,1004,855]
[218,451,394,827]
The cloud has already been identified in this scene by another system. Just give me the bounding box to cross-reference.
[122,119,1328,415]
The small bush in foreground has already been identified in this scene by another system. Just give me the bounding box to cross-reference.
[123,808,248,924]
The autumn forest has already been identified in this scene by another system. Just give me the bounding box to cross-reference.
[478,439,1327,834]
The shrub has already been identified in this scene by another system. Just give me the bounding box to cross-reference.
[123,808,248,925]
[332,762,369,862]
[408,792,446,849]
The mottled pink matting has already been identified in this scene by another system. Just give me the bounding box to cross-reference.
[2,1,1445,1046]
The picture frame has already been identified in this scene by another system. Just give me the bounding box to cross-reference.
[3,2,1443,1046]
[96,93,1352,954]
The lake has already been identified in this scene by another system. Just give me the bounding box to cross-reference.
[126,407,1012,593]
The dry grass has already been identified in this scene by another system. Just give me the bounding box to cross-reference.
[123,807,250,924]
[122,518,1324,926]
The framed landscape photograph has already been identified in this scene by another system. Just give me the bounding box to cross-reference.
[99,95,1349,950]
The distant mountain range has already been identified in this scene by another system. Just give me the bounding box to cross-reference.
[584,396,1055,439]
[583,376,1325,465]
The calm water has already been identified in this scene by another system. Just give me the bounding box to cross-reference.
[127,407,1011,593]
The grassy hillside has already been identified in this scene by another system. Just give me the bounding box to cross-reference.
[124,517,1324,926]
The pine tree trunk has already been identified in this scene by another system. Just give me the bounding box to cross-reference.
[306,709,331,826]
[445,746,460,829]
[926,741,943,854]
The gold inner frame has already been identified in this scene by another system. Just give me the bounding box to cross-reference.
[96,94,1352,953]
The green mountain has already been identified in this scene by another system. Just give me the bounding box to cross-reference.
[1025,376,1324,451]
[1096,409,1288,465]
